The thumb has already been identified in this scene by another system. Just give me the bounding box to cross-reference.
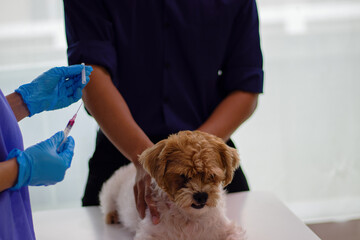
[73,88,83,100]
[145,188,160,225]
[144,176,160,225]
[62,65,84,76]
[58,136,75,168]
[85,65,93,76]
[50,131,65,147]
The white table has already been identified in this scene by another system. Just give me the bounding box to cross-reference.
[33,191,320,240]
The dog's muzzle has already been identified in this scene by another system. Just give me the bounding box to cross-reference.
[191,192,208,209]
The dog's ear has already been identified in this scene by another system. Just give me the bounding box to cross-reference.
[199,131,241,187]
[219,144,240,187]
[138,140,167,188]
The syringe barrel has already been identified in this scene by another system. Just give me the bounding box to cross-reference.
[57,107,79,153]
[57,133,68,153]
[63,126,72,137]
[81,63,86,84]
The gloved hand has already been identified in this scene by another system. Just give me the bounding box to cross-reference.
[8,131,75,190]
[15,64,93,116]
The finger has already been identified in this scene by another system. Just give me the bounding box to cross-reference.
[64,75,83,96]
[76,75,90,90]
[59,136,75,168]
[64,83,75,97]
[138,192,146,219]
[64,74,82,84]
[50,131,65,146]
[62,64,93,79]
[72,88,83,101]
[64,75,80,86]
[83,76,91,87]
[57,78,70,96]
[48,65,80,78]
[63,65,84,76]
[65,71,89,89]
[85,65,93,76]
[65,84,82,103]
[145,187,160,225]
[134,185,146,219]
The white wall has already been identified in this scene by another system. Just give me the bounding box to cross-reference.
[0,0,359,223]
[234,0,360,222]
[0,0,98,210]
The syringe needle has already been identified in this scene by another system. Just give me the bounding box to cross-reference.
[75,102,83,116]
[56,102,83,152]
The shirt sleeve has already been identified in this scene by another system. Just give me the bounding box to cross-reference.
[63,0,117,79]
[222,0,264,94]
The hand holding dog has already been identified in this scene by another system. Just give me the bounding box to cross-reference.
[134,166,160,225]
[100,131,245,239]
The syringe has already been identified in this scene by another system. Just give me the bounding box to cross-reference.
[56,63,87,152]
[81,63,86,84]
[57,102,83,152]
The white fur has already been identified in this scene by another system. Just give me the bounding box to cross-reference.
[100,163,245,240]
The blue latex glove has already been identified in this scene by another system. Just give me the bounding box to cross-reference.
[8,131,75,190]
[15,64,93,116]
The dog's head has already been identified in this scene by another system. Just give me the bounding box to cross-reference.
[138,130,240,212]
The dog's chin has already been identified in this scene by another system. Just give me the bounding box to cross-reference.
[183,203,209,216]
[191,203,206,209]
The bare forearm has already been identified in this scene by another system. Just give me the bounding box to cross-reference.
[6,92,30,122]
[0,158,18,192]
[198,91,258,141]
[82,65,153,166]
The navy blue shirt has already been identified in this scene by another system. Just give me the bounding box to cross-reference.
[64,0,263,137]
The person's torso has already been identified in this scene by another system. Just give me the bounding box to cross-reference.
[0,89,35,240]
[104,0,246,136]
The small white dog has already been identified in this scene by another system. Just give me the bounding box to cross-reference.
[99,131,245,240]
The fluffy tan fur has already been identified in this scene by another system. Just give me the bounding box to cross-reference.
[100,130,245,240]
[139,130,240,207]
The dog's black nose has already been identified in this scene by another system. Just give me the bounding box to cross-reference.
[193,192,208,204]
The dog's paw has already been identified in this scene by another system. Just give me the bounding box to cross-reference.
[105,210,120,224]
[226,232,246,240]
[225,225,246,240]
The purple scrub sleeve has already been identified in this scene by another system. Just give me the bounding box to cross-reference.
[0,89,35,240]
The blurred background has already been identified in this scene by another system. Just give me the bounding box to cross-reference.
[0,0,359,238]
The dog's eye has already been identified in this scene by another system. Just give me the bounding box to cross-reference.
[208,174,216,182]
[181,174,189,183]
[180,174,190,188]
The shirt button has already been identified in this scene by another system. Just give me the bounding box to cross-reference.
[164,22,170,28]
[164,62,170,69]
